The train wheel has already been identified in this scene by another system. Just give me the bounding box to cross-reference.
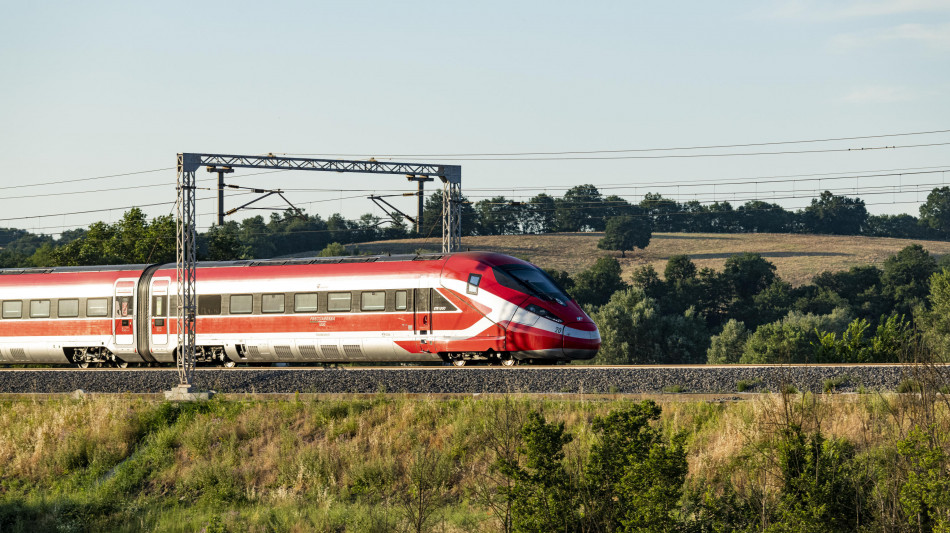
[223,360,236,368]
[500,357,518,367]
[77,361,90,369]
[114,360,129,369]
[451,359,467,367]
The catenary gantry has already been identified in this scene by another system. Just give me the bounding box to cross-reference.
[175,152,462,389]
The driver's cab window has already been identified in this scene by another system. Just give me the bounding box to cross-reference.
[115,296,133,317]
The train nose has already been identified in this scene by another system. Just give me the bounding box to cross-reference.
[562,321,600,360]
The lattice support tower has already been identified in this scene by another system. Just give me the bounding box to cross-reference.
[175,154,198,387]
[174,153,461,389]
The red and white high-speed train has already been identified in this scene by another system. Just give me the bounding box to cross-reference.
[0,252,600,367]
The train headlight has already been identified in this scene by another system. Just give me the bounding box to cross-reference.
[525,304,564,324]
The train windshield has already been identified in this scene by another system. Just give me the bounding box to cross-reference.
[494,265,570,306]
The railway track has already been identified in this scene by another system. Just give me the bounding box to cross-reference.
[0,364,942,395]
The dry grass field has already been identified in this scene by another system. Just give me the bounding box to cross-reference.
[339,232,950,286]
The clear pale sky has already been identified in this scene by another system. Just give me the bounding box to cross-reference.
[1,0,949,236]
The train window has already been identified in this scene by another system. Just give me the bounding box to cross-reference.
[294,293,318,313]
[395,290,408,311]
[30,300,50,318]
[2,300,22,319]
[467,274,482,295]
[262,293,285,313]
[58,299,79,318]
[152,296,167,317]
[361,291,385,311]
[198,295,222,315]
[230,294,252,314]
[115,295,133,317]
[86,298,108,317]
[327,292,351,312]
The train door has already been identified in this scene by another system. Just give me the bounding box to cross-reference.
[414,288,431,349]
[113,280,136,347]
[150,279,169,346]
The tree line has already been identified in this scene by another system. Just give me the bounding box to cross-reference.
[549,244,950,365]
[5,185,950,268]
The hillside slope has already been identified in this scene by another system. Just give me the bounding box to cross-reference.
[318,232,950,286]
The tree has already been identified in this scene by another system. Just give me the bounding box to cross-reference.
[554,184,603,232]
[499,411,579,533]
[723,252,779,325]
[920,268,950,362]
[918,186,950,236]
[522,193,557,234]
[571,256,627,308]
[475,196,519,236]
[865,214,928,239]
[706,201,739,233]
[737,200,793,233]
[706,319,749,364]
[597,214,652,257]
[318,242,347,257]
[584,401,688,532]
[801,191,868,235]
[740,308,852,364]
[602,195,638,219]
[882,244,938,318]
[50,208,175,266]
[203,221,250,261]
[640,193,682,232]
[592,288,708,364]
[774,428,870,532]
[665,254,697,282]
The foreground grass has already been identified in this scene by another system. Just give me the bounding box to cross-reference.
[0,393,946,532]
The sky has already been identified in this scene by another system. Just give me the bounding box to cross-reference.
[1,0,949,237]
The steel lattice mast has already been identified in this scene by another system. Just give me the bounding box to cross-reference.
[174,152,461,389]
[175,154,198,386]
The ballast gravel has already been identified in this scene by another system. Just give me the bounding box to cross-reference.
[0,365,937,395]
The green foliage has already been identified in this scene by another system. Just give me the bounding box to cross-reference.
[597,214,652,257]
[898,425,950,531]
[724,252,777,300]
[802,190,869,235]
[571,255,627,308]
[920,268,950,362]
[740,308,852,364]
[665,254,697,282]
[919,186,950,236]
[771,427,871,532]
[707,319,749,364]
[736,378,762,392]
[822,375,852,393]
[592,288,708,364]
[203,220,251,260]
[318,242,347,257]
[584,401,688,532]
[555,184,604,232]
[811,264,888,322]
[475,196,521,236]
[883,244,938,317]
[498,411,578,533]
[49,208,175,266]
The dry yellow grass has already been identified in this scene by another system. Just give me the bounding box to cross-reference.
[343,232,950,286]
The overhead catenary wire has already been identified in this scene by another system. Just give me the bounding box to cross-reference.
[277,127,950,158]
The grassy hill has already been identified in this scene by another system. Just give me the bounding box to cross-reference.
[327,232,950,286]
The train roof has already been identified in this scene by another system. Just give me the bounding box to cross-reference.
[0,253,454,276]
[0,251,528,277]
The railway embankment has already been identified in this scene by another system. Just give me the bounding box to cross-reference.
[0,365,932,394]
